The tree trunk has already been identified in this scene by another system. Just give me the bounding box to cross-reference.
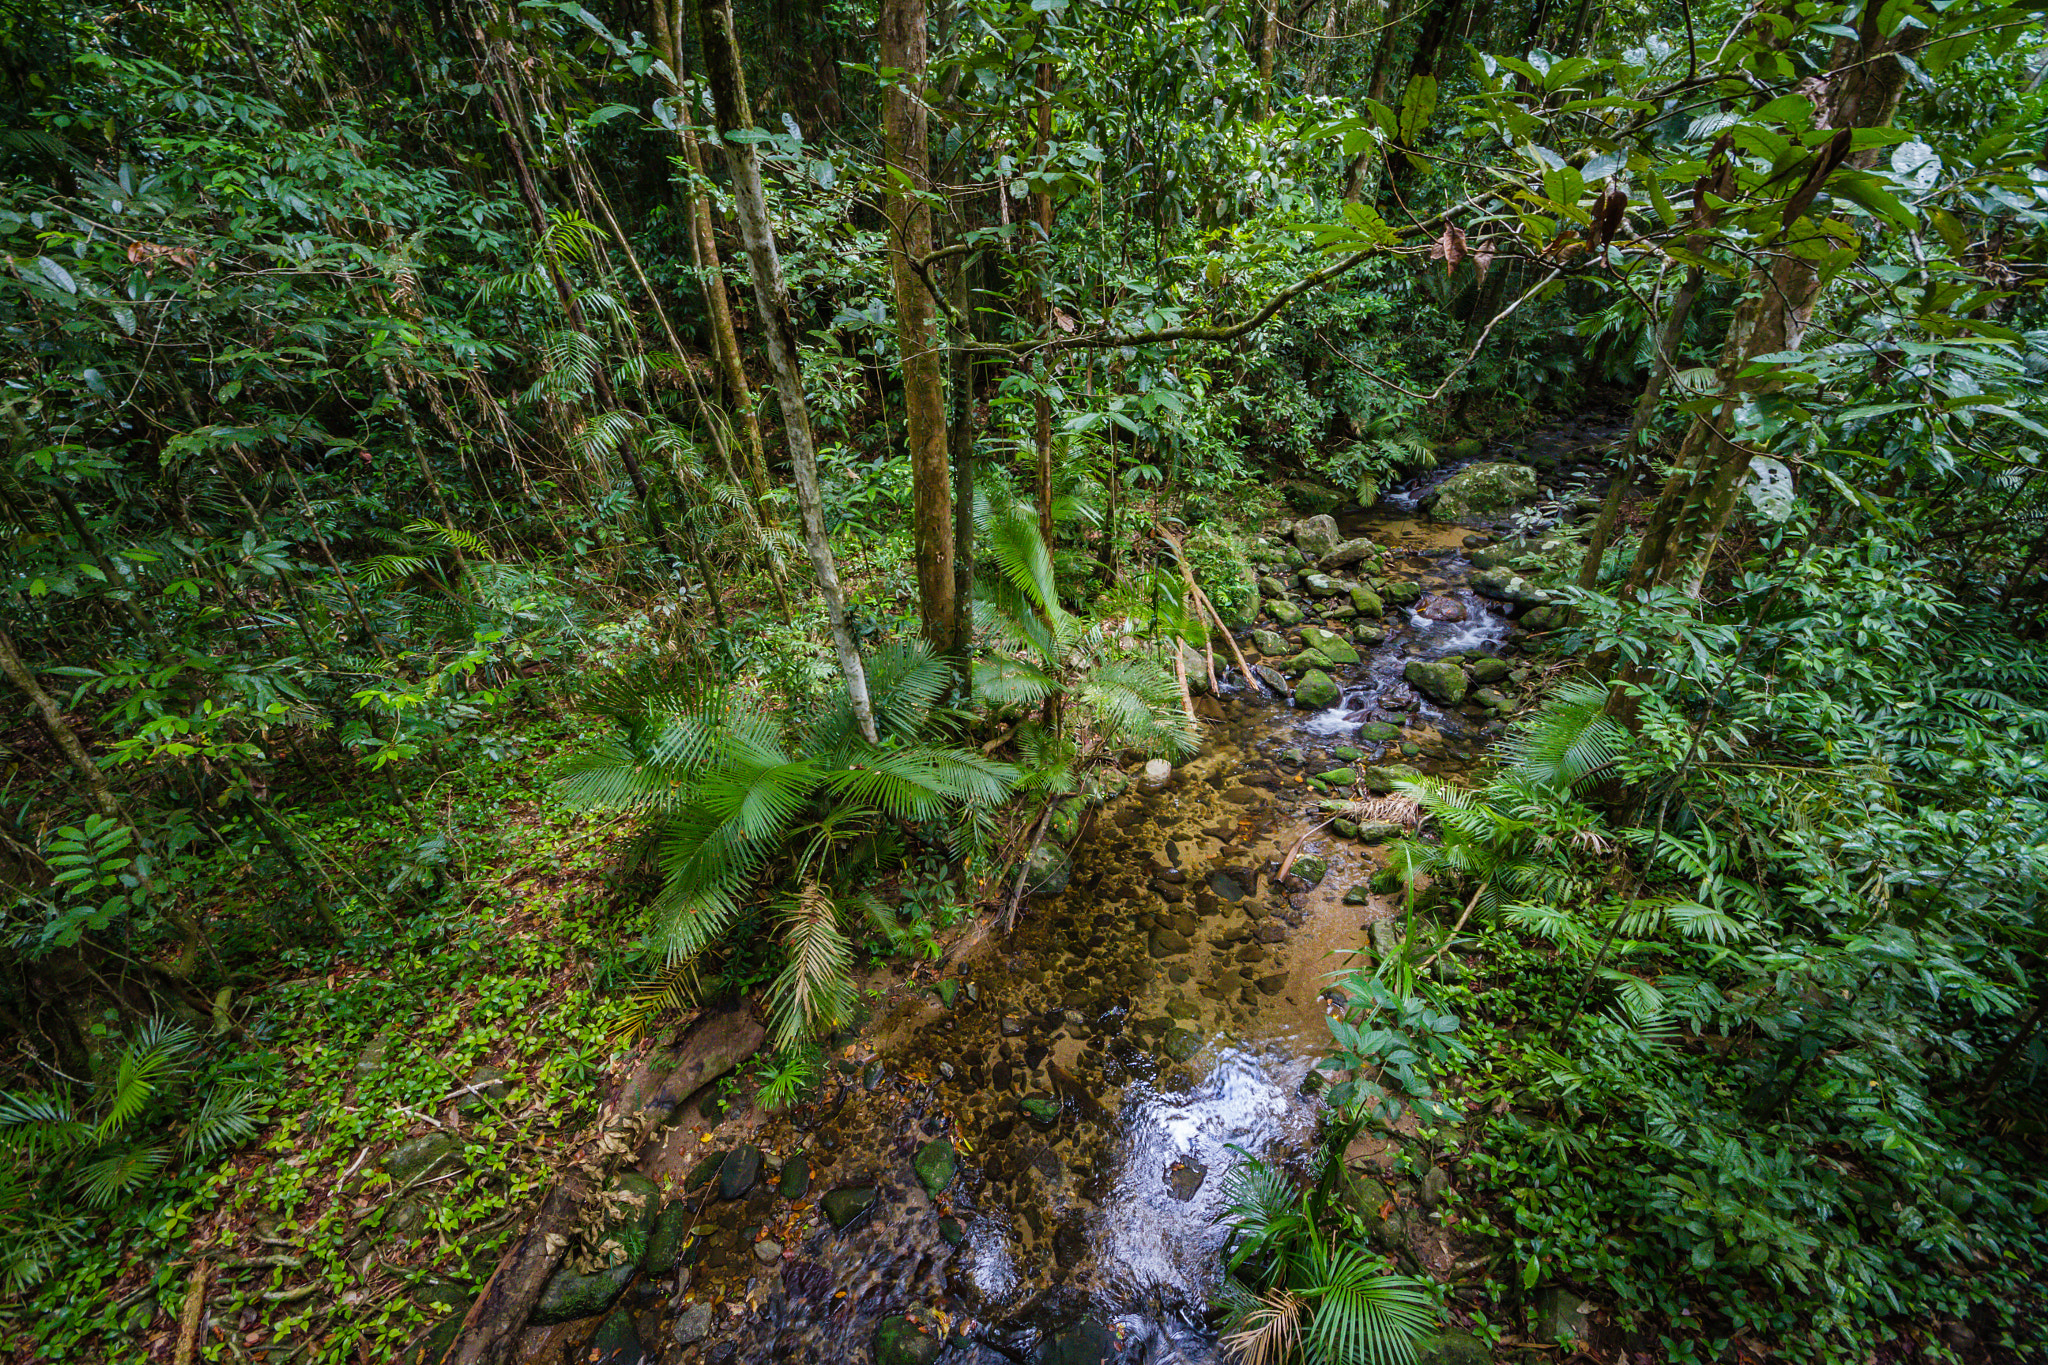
[1343,0,1405,202]
[468,20,658,508]
[1624,17,1923,600]
[694,0,879,744]
[947,232,979,686]
[679,124,775,513]
[1577,263,1703,590]
[1031,60,1055,546]
[882,0,956,658]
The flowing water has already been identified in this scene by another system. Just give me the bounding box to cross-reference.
[542,434,1620,1364]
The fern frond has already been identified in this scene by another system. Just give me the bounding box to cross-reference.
[183,1085,263,1159]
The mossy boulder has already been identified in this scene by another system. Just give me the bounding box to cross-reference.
[1292,855,1328,887]
[1298,627,1359,665]
[1465,655,1512,683]
[1357,721,1403,743]
[1251,628,1288,656]
[1359,763,1423,793]
[1349,585,1384,617]
[1380,580,1422,607]
[1470,566,1550,605]
[1284,647,1336,674]
[1318,537,1377,570]
[1024,844,1072,897]
[1300,571,1350,599]
[1426,462,1535,523]
[1315,767,1359,788]
[1404,659,1468,707]
[1294,669,1342,710]
[1290,513,1342,557]
[642,1200,691,1273]
[822,1185,879,1230]
[1265,598,1305,627]
[531,1262,634,1325]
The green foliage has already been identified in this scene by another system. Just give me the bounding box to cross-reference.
[1218,1151,1442,1365]
[559,643,1016,1046]
[0,1017,270,1292]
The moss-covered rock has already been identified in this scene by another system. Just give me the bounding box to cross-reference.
[1290,513,1341,557]
[1403,659,1468,707]
[1349,585,1384,617]
[531,1262,634,1326]
[1466,655,1512,683]
[1294,669,1342,709]
[1298,627,1359,665]
[1380,580,1422,607]
[1318,537,1377,570]
[1356,721,1402,743]
[874,1316,943,1365]
[912,1139,957,1197]
[1426,461,1535,522]
[1470,566,1549,605]
[1251,629,1288,657]
[1359,763,1423,793]
[1283,647,1336,674]
[1299,571,1350,599]
[1265,597,1305,627]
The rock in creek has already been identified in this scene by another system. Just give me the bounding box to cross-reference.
[913,1139,958,1197]
[718,1144,761,1200]
[778,1154,810,1199]
[1425,462,1537,522]
[588,1305,642,1365]
[531,1262,634,1326]
[672,1302,713,1347]
[874,1315,944,1365]
[1291,514,1341,558]
[1416,594,1466,622]
[1164,1158,1207,1201]
[1294,668,1342,710]
[820,1184,878,1230]
[1038,1319,1121,1365]
[1404,659,1468,707]
[1318,537,1377,570]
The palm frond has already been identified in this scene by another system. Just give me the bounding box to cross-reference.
[769,884,856,1047]
[1223,1287,1305,1365]
[1498,678,1627,792]
[1300,1243,1438,1365]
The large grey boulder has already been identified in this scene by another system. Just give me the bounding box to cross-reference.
[1291,514,1341,559]
[1318,537,1377,570]
[1426,462,1537,523]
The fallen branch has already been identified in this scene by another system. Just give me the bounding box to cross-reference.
[174,1261,208,1365]
[444,1005,765,1365]
[1416,882,1487,972]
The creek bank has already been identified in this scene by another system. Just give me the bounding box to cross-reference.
[482,430,1619,1365]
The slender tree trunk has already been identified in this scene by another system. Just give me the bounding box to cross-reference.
[1578,263,1703,590]
[1343,0,1405,201]
[1258,0,1279,115]
[679,124,775,512]
[695,0,879,744]
[947,234,979,686]
[1031,60,1055,546]
[882,0,956,658]
[469,18,658,508]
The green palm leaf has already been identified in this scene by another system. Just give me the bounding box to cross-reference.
[1299,1242,1437,1365]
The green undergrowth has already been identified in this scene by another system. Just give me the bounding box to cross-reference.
[1401,924,2048,1364]
[3,711,648,1362]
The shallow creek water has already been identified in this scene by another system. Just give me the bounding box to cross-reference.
[547,473,1559,1365]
